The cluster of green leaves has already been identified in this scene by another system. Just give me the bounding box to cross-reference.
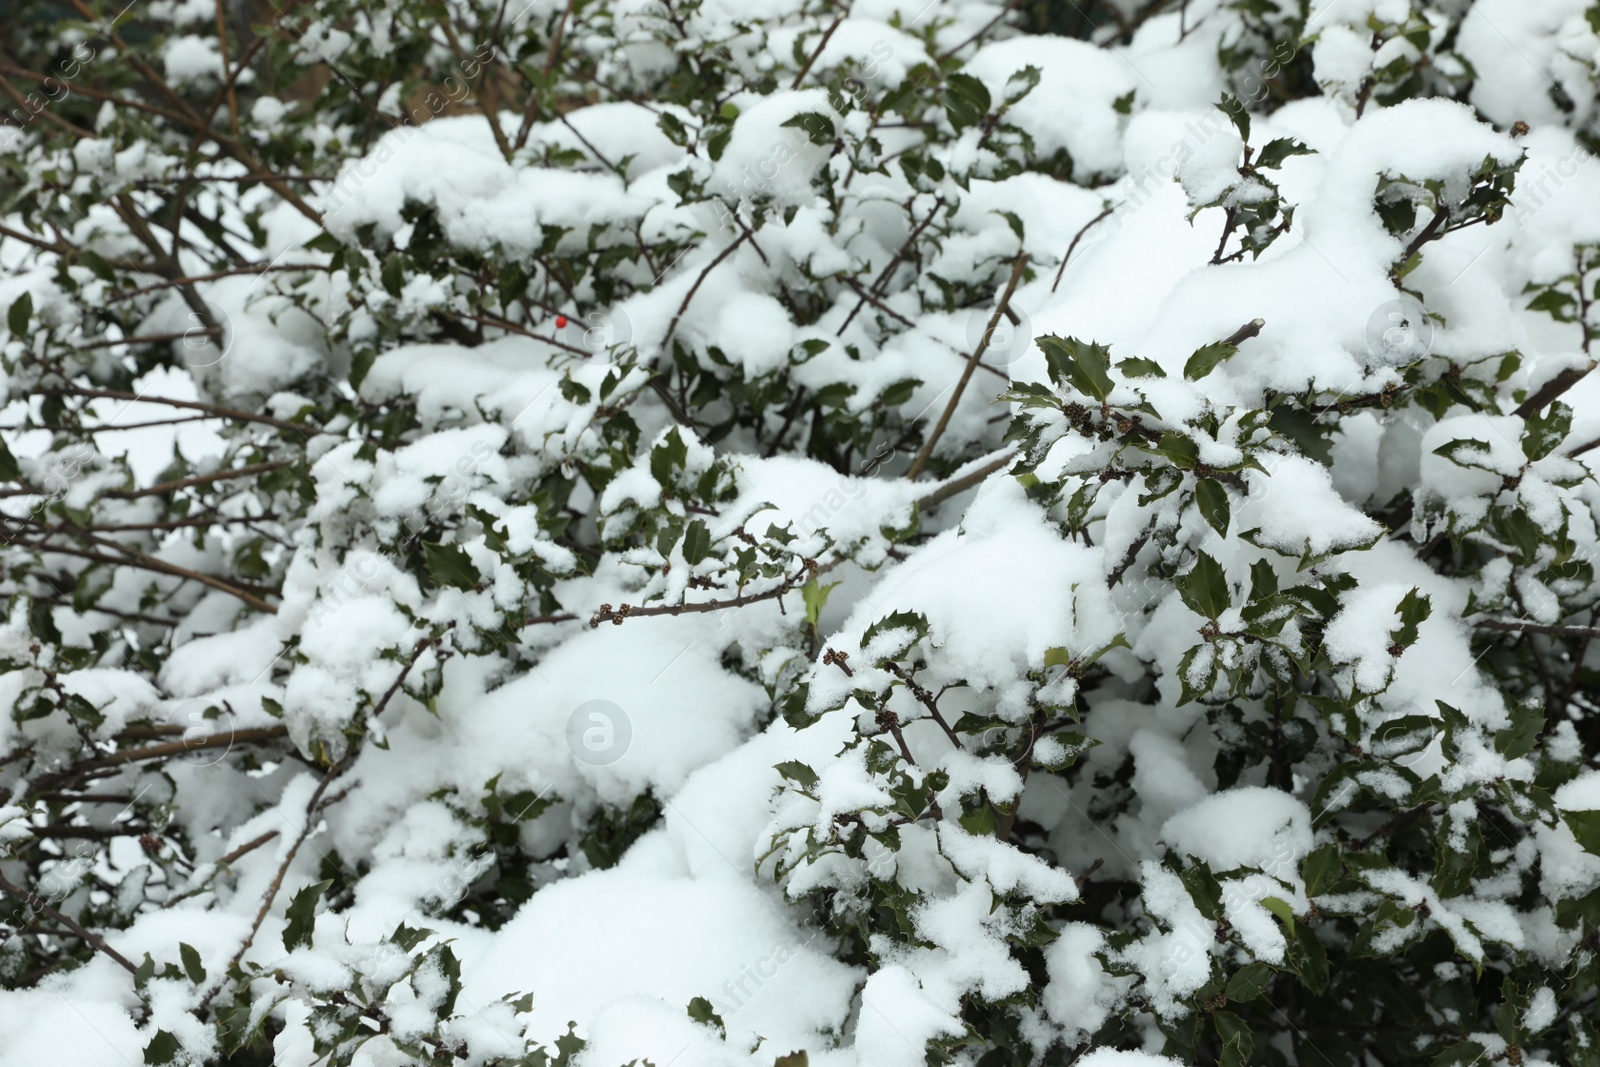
[1192,96,1313,264]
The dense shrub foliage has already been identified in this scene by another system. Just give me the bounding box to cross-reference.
[2,0,1600,1065]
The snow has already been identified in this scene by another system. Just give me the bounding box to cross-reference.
[463,867,859,1050]
[1160,787,1312,874]
[963,37,1136,179]
[5,0,1600,1062]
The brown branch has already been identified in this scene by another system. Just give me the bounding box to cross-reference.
[906,252,1029,479]
[661,233,748,350]
[883,661,962,749]
[67,0,321,224]
[5,533,279,614]
[160,831,282,910]
[1219,317,1266,347]
[792,3,852,89]
[37,386,307,433]
[913,449,1016,509]
[77,726,290,773]
[0,869,139,974]
[203,639,436,1005]
[437,17,511,158]
[1051,205,1114,293]
[1109,521,1156,587]
[1475,617,1600,639]
[1392,205,1450,280]
[1514,360,1596,419]
[590,558,826,626]
[838,196,945,336]
[107,262,329,302]
[513,0,576,150]
[214,0,240,137]
[102,460,295,499]
[935,0,1026,60]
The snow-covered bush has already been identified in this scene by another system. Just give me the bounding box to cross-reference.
[2,0,1599,1064]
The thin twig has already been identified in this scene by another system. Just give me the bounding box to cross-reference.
[906,252,1029,479]
[1051,206,1114,293]
[0,870,139,974]
[792,3,852,88]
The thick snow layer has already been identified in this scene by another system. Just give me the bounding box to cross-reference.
[1160,786,1312,874]
[963,37,1136,179]
[7,0,1600,1061]
[463,866,859,1049]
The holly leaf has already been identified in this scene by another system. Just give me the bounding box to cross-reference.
[282,879,333,952]
[1256,137,1313,170]
[8,291,33,336]
[1225,961,1274,1002]
[1176,551,1230,619]
[1185,342,1237,381]
[1195,478,1230,536]
[682,519,712,564]
[422,541,478,590]
[179,942,206,984]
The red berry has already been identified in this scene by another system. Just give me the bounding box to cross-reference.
[555,315,569,328]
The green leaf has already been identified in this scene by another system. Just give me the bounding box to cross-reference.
[1256,137,1314,170]
[0,436,16,483]
[1564,810,1600,856]
[1526,288,1577,321]
[862,610,930,654]
[992,209,1025,242]
[1432,1042,1487,1067]
[350,347,378,392]
[1184,342,1237,381]
[656,111,689,146]
[1116,356,1167,379]
[687,995,727,1036]
[1248,560,1278,603]
[1225,962,1274,1002]
[802,580,838,627]
[7,291,33,336]
[381,253,405,297]
[1156,432,1200,469]
[781,684,817,730]
[281,879,333,952]
[651,427,689,484]
[1495,701,1543,761]
[422,541,478,590]
[1302,843,1342,896]
[1259,895,1296,933]
[775,760,819,789]
[430,944,463,1016]
[1523,400,1572,460]
[943,72,992,130]
[780,111,836,146]
[1038,335,1115,401]
[1214,1010,1254,1067]
[1195,478,1230,536]
[1388,588,1431,650]
[1176,551,1230,620]
[682,519,712,565]
[1002,66,1041,106]
[390,922,434,951]
[1216,93,1249,142]
[144,1031,181,1065]
[179,942,206,984]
